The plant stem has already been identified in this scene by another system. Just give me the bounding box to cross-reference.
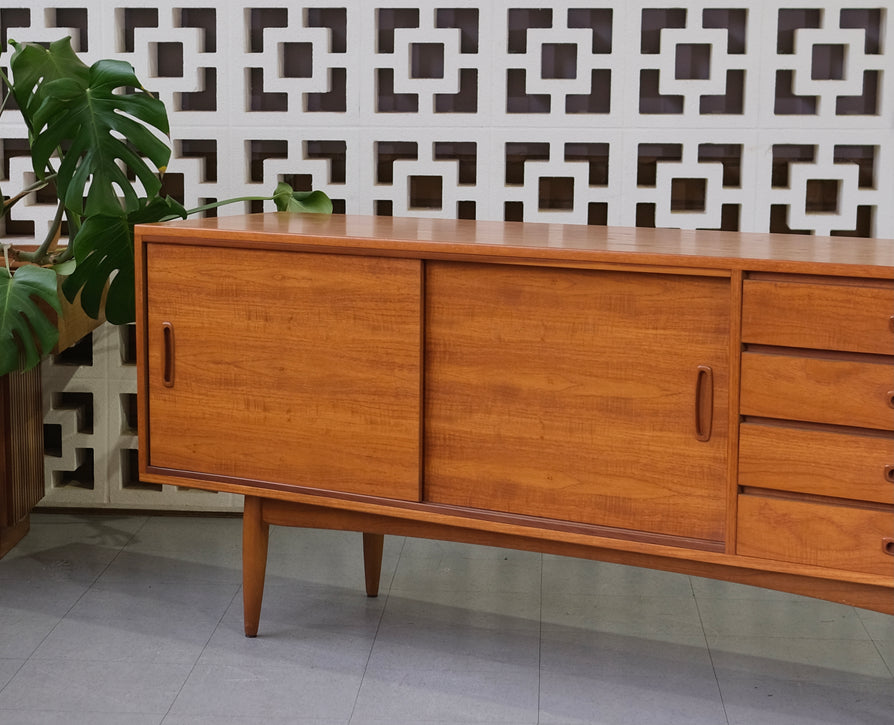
[0,68,11,114]
[15,201,65,264]
[184,195,273,217]
[1,175,54,217]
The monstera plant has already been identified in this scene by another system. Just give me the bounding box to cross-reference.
[0,37,331,376]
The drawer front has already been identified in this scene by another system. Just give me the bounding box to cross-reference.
[742,280,894,355]
[737,495,894,577]
[739,423,894,504]
[740,352,894,430]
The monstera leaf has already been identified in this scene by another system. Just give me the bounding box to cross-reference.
[8,38,89,129]
[0,265,61,375]
[272,183,334,214]
[62,195,188,324]
[12,40,171,217]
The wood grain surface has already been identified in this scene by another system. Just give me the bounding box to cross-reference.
[424,262,730,542]
[144,244,422,500]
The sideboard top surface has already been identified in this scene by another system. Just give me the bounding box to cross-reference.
[135,213,894,277]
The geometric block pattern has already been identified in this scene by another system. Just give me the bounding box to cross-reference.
[41,325,242,511]
[0,1,889,509]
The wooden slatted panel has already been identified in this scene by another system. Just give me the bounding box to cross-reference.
[0,367,45,556]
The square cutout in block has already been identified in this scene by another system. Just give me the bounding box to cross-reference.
[409,175,443,209]
[411,43,445,78]
[671,178,707,212]
[811,44,845,81]
[805,178,840,213]
[541,43,578,79]
[675,43,711,80]
[539,177,574,210]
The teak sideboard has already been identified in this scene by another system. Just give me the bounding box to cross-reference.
[134,214,894,636]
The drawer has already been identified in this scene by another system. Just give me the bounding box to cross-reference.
[737,495,894,577]
[738,423,893,504]
[742,279,894,355]
[740,352,893,430]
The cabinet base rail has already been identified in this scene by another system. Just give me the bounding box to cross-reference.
[240,495,893,637]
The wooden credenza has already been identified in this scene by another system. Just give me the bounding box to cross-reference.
[134,214,894,636]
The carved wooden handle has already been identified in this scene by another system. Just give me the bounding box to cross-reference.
[694,365,713,442]
[162,322,175,388]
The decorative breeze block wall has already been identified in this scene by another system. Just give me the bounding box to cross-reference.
[0,1,890,510]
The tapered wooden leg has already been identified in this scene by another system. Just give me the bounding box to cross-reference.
[362,532,384,597]
[242,496,270,637]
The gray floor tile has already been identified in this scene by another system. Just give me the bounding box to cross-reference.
[0,514,144,588]
[101,516,243,584]
[99,549,242,585]
[541,592,703,635]
[229,579,387,634]
[13,513,147,554]
[379,590,540,631]
[542,555,695,598]
[0,659,24,689]
[30,579,238,664]
[352,665,539,723]
[718,674,894,725]
[0,659,192,714]
[697,597,869,639]
[125,515,243,557]
[0,712,162,725]
[219,527,404,601]
[169,663,363,720]
[0,577,89,658]
[539,667,727,725]
[540,627,714,679]
[398,537,540,563]
[350,720,487,725]
[390,548,541,594]
[4,513,892,725]
[164,716,346,725]
[708,635,892,682]
[201,620,378,673]
[0,540,126,586]
[690,575,810,602]
[262,559,380,595]
[856,608,894,641]
[368,620,540,671]
[872,639,894,674]
[199,585,380,671]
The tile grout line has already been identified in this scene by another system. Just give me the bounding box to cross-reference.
[18,515,154,674]
[347,534,407,725]
[160,583,243,723]
[690,576,732,725]
[856,609,894,680]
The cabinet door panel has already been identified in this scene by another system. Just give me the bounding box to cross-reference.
[424,263,730,542]
[145,244,421,499]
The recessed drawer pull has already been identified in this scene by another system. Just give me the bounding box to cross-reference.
[694,365,713,442]
[162,321,175,388]
[886,465,894,484]
[888,391,894,410]
[883,538,894,557]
